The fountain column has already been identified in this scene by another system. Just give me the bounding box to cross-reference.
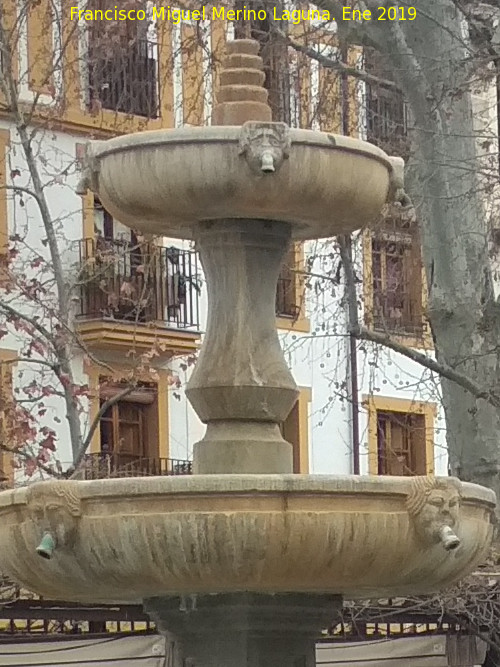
[146,594,341,667]
[151,39,340,665]
[186,40,299,474]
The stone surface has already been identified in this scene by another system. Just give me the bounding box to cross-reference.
[213,39,273,125]
[0,475,494,604]
[186,219,297,473]
[145,593,341,667]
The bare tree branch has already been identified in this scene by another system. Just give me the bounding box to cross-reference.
[280,28,400,90]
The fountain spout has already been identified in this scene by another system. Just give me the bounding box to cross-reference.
[439,525,461,551]
[36,532,56,559]
[260,150,275,173]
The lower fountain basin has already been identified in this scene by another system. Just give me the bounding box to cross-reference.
[0,475,494,604]
[82,127,396,241]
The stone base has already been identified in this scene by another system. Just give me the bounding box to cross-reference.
[193,422,293,473]
[145,593,341,667]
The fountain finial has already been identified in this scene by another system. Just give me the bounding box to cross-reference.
[213,39,272,125]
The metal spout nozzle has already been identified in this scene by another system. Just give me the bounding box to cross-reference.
[439,525,460,551]
[260,151,275,173]
[36,532,56,559]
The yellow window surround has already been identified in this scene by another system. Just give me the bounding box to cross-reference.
[0,130,10,260]
[26,0,54,95]
[0,0,19,110]
[0,349,18,488]
[364,394,436,476]
[362,224,433,350]
[280,386,311,474]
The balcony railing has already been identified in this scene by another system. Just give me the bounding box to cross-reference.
[77,453,193,480]
[77,238,200,330]
[88,38,160,118]
[373,305,424,338]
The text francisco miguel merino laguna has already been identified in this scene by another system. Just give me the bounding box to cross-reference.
[70,5,351,24]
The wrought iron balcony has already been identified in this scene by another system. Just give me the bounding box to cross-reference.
[77,238,201,330]
[77,453,193,480]
[88,38,160,118]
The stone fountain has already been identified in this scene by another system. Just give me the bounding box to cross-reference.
[0,39,496,667]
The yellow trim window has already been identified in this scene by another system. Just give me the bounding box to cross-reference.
[365,396,436,476]
[276,243,311,334]
[363,215,431,349]
[85,364,170,464]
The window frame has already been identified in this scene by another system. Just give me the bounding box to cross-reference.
[364,395,436,476]
[85,364,170,463]
[276,242,310,333]
[362,226,432,349]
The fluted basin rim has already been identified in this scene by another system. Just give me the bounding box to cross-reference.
[0,474,496,507]
[86,127,395,170]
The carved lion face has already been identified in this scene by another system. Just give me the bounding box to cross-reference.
[418,487,460,534]
[26,484,81,546]
[239,122,290,174]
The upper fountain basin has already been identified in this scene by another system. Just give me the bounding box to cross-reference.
[0,475,494,604]
[82,126,398,241]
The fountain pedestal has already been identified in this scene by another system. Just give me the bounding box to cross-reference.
[146,593,341,667]
[187,220,298,474]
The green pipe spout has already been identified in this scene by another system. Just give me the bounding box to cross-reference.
[36,532,56,559]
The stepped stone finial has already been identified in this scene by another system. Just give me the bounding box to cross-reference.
[213,39,272,125]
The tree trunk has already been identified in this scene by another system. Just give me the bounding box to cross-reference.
[395,1,500,500]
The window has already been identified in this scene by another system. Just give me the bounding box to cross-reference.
[366,84,408,151]
[78,198,201,329]
[97,379,161,475]
[364,220,426,342]
[87,0,159,118]
[364,48,409,159]
[100,401,145,460]
[276,245,301,319]
[275,243,309,332]
[365,396,435,476]
[279,387,311,473]
[377,411,426,476]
